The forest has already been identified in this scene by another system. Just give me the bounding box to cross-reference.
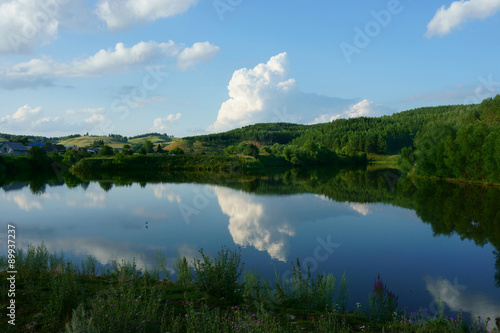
[1,96,498,182]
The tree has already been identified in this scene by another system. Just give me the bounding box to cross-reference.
[170,147,185,155]
[14,136,29,146]
[98,145,114,156]
[142,140,154,154]
[242,144,259,158]
[156,144,163,154]
[122,144,133,156]
[28,146,49,169]
[224,145,237,155]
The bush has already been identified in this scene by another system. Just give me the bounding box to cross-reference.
[368,274,399,323]
[174,254,192,285]
[193,247,243,304]
[170,147,185,155]
[274,258,337,311]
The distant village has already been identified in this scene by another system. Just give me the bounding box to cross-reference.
[0,141,123,156]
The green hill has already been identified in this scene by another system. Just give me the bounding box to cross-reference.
[128,134,175,146]
[58,136,127,148]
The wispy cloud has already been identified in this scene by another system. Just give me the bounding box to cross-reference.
[426,0,500,37]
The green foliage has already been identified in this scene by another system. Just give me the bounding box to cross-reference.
[122,144,134,155]
[170,147,185,155]
[98,145,114,156]
[1,244,497,332]
[142,140,154,153]
[174,254,192,285]
[338,272,349,314]
[242,143,260,158]
[193,247,244,304]
[243,270,277,305]
[274,258,337,311]
[394,96,500,182]
[368,274,398,323]
[224,145,237,155]
[28,145,50,168]
[91,139,105,147]
[283,141,339,167]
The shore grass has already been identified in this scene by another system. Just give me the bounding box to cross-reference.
[367,153,399,165]
[0,244,497,333]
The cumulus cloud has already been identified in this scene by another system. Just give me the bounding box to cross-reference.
[96,0,198,30]
[0,40,219,89]
[426,0,500,37]
[210,53,392,132]
[213,187,361,261]
[177,42,220,70]
[0,104,107,134]
[0,0,59,53]
[152,113,182,131]
[0,0,93,54]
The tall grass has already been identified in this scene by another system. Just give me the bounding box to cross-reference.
[274,258,337,311]
[1,245,498,333]
[192,246,244,304]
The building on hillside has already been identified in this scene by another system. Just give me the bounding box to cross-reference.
[0,142,29,155]
[29,142,45,147]
[64,145,80,151]
[46,144,67,154]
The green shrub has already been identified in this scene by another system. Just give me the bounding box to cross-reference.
[193,247,243,304]
[174,254,192,285]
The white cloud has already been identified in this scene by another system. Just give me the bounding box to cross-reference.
[177,42,220,70]
[213,187,358,262]
[0,104,106,134]
[96,0,198,30]
[426,0,500,37]
[152,113,182,131]
[424,276,500,331]
[151,184,182,203]
[130,96,166,108]
[2,192,42,211]
[0,0,94,54]
[349,203,372,216]
[210,53,390,132]
[0,0,59,53]
[67,192,107,208]
[2,104,41,122]
[66,108,106,115]
[311,99,390,124]
[8,41,179,78]
[0,40,219,89]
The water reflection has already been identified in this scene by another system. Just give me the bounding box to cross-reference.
[424,276,500,330]
[1,168,500,321]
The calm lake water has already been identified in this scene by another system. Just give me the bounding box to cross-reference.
[1,168,499,327]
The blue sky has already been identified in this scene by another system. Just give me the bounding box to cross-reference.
[1,0,500,137]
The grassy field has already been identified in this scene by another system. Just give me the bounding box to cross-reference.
[58,135,178,148]
[127,135,176,146]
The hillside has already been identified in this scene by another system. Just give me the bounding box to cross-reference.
[57,136,126,148]
[57,134,177,148]
[127,134,176,146]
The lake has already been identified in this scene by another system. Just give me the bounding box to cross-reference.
[1,167,499,327]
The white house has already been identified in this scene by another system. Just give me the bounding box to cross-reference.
[0,142,29,155]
